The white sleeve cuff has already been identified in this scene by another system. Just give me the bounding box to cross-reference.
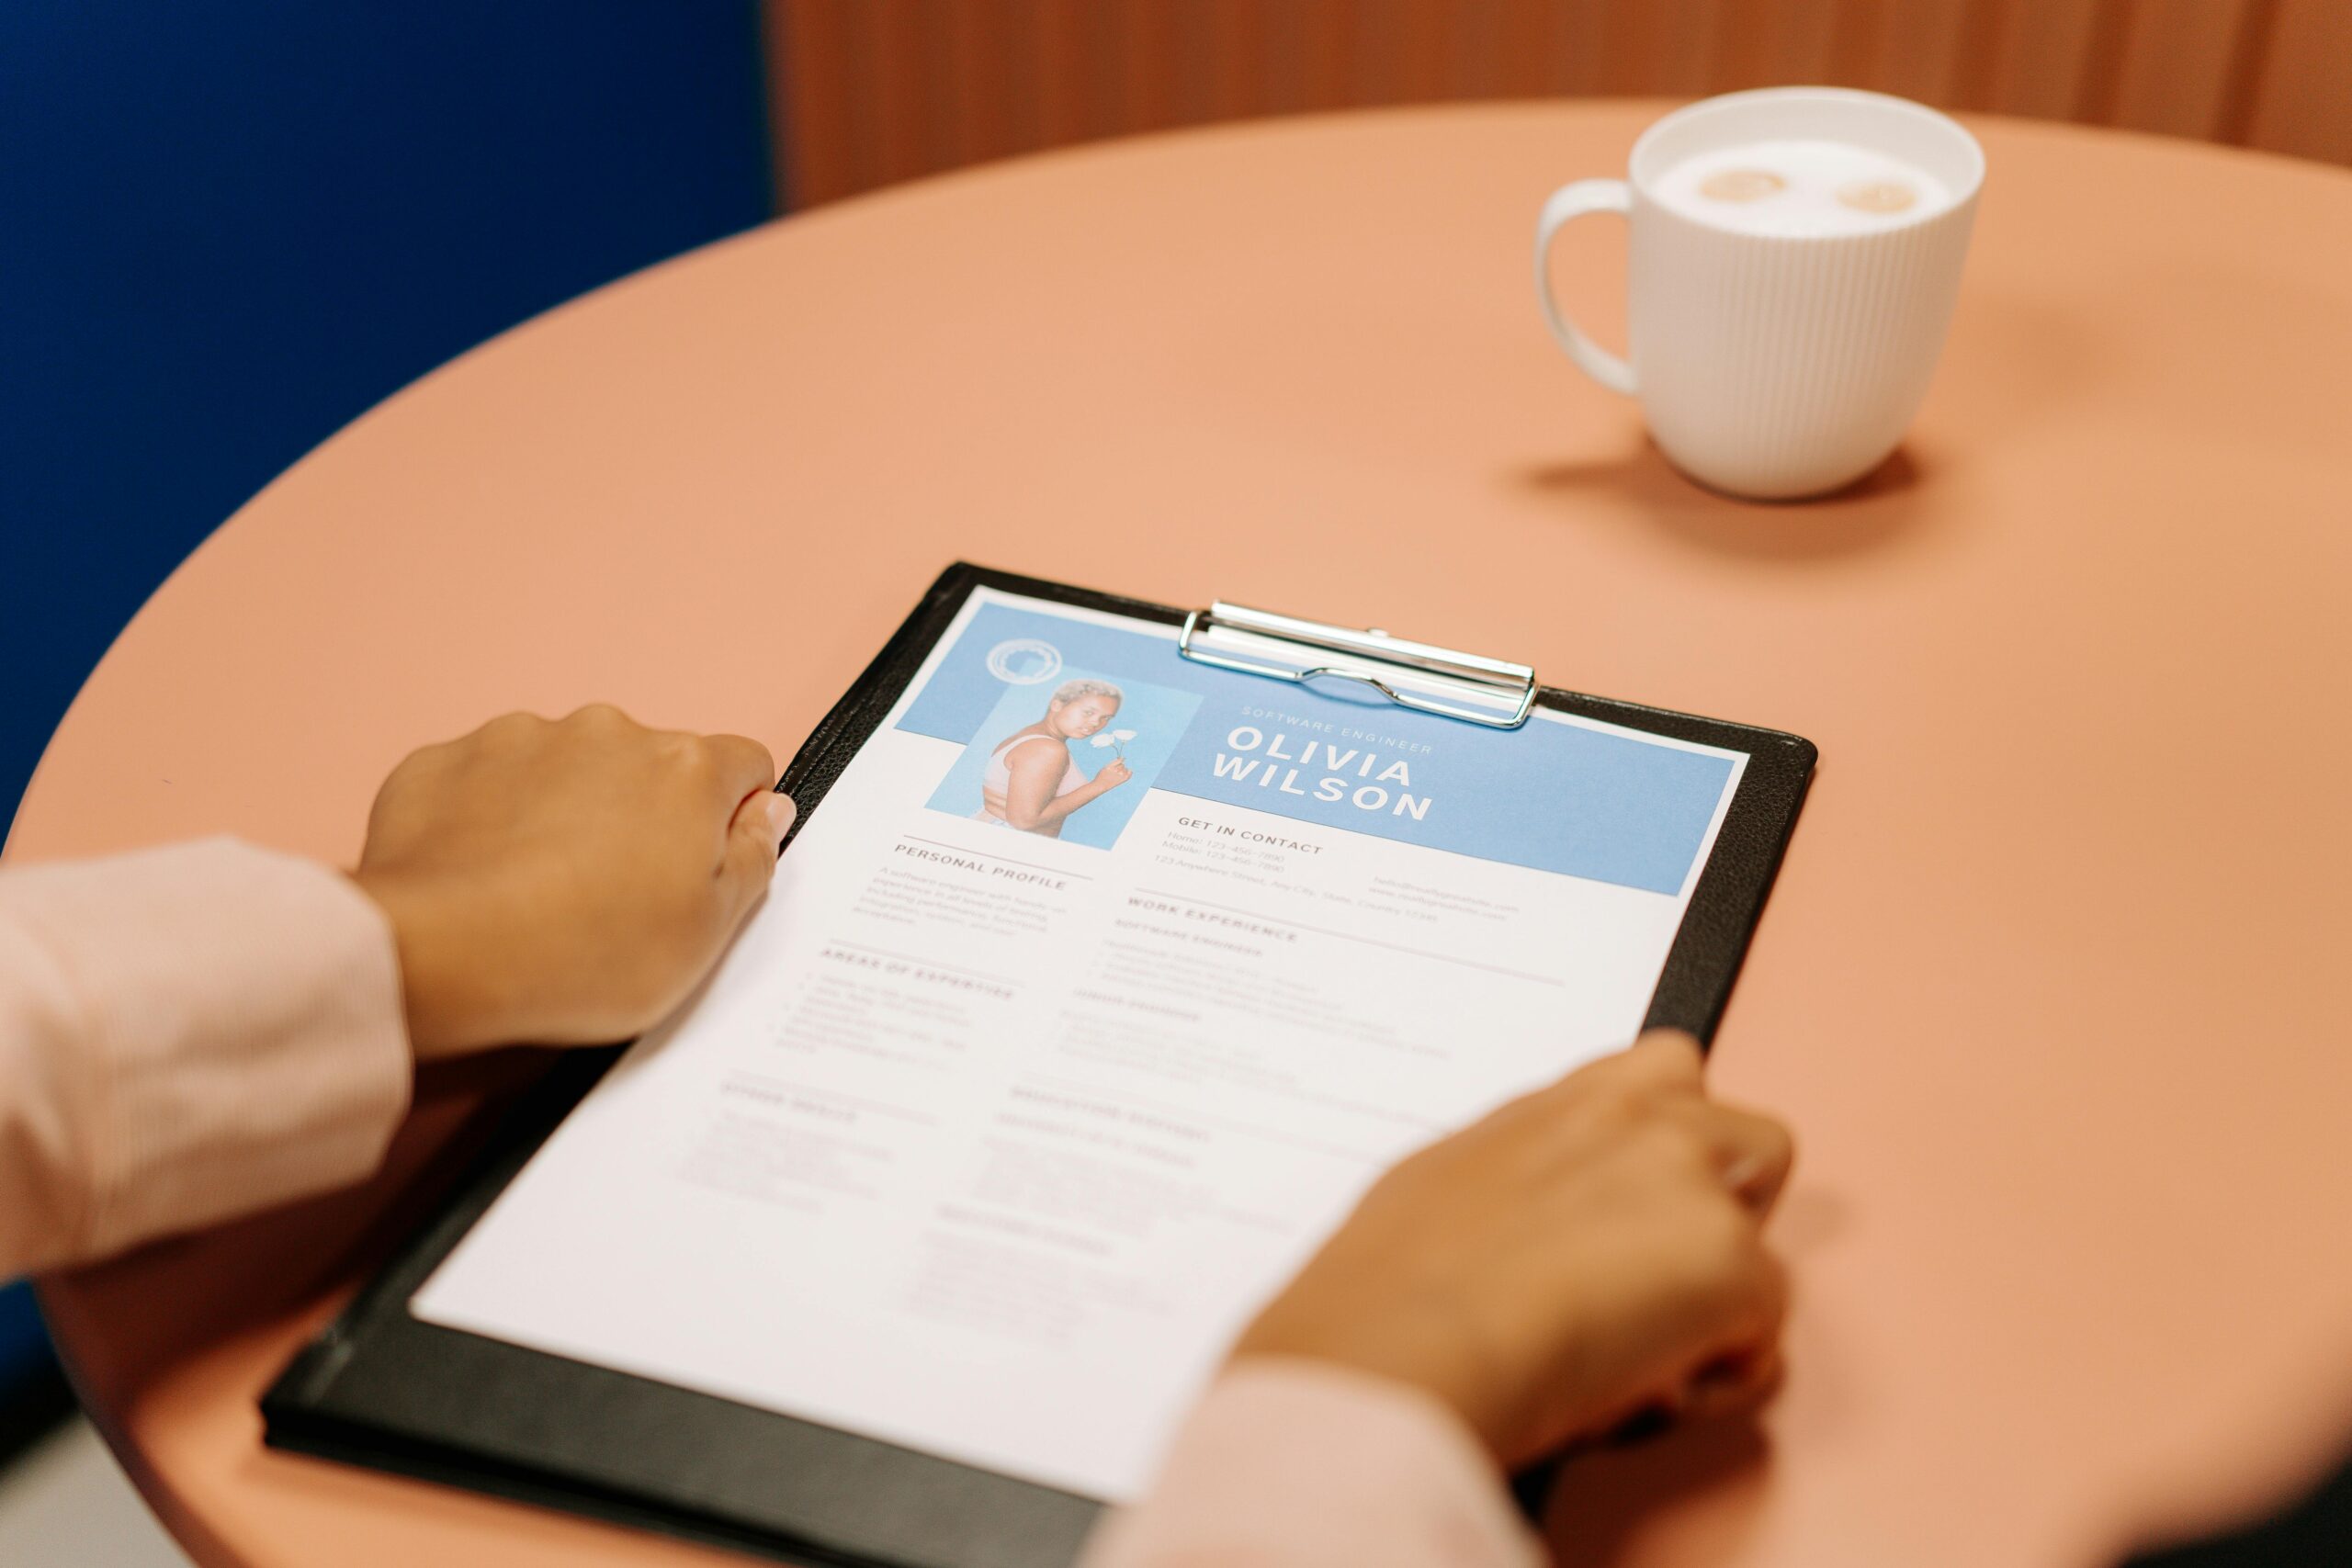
[0,839,411,1269]
[1081,1359,1544,1568]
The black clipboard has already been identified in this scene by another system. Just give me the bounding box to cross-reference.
[263,562,1816,1568]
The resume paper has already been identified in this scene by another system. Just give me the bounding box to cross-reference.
[413,589,1749,1500]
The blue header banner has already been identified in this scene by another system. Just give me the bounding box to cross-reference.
[896,602,1737,896]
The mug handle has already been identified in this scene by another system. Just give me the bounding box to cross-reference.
[1534,179,1636,395]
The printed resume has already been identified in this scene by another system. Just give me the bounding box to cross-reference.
[412,589,1751,1500]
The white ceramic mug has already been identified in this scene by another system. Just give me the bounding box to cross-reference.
[1536,87,1984,500]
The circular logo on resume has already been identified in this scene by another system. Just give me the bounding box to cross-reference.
[986,638,1062,685]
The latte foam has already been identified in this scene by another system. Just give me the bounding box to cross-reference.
[1655,138,1955,237]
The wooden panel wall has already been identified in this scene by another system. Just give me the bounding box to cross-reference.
[765,0,2352,207]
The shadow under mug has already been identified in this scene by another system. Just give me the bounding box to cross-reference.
[1536,87,1984,501]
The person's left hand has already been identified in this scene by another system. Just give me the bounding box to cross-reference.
[353,705,792,1060]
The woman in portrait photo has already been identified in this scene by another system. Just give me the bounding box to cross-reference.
[974,678,1131,835]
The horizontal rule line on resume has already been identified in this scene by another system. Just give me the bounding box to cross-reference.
[899,834,1094,881]
[1129,888,1566,987]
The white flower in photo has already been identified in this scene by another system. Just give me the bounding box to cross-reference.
[1091,728,1141,761]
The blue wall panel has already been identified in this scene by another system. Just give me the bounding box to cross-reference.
[0,1,774,840]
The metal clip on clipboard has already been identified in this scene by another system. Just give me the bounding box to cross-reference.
[1177,601,1538,730]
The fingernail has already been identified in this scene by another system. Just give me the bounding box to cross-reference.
[763,794,797,845]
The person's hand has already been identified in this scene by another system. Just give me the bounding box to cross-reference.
[1092,759,1134,792]
[1231,1031,1792,1468]
[353,705,794,1061]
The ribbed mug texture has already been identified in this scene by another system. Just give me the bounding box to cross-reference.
[1631,188,1978,499]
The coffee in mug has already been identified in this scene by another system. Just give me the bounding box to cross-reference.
[1656,140,1958,236]
[1535,88,1984,500]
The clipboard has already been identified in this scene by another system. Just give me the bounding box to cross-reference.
[263,562,1816,1568]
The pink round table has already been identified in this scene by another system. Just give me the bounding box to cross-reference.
[16,103,2352,1568]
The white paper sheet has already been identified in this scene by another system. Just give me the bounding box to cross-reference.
[412,588,1748,1500]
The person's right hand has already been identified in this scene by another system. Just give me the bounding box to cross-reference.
[1092,759,1134,792]
[353,705,794,1061]
[1231,1031,1792,1468]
